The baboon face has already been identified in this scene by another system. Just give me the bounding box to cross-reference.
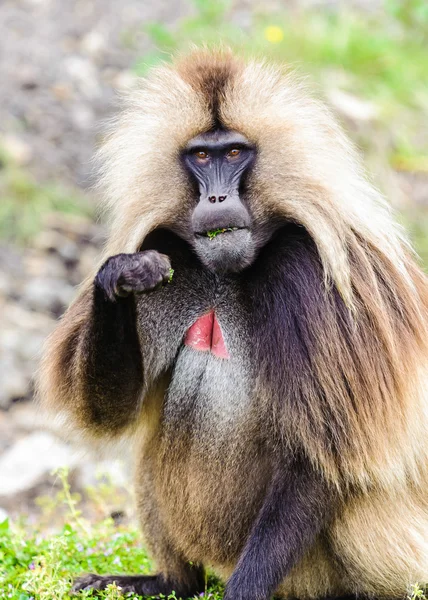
[176,128,273,274]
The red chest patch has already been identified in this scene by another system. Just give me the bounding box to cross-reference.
[184,311,230,359]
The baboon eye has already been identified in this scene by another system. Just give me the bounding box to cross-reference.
[195,150,209,161]
[227,148,241,159]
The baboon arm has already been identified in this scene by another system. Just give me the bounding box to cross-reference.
[39,284,144,436]
[223,458,337,600]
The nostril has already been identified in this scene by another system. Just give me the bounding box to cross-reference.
[218,195,227,202]
[209,196,216,204]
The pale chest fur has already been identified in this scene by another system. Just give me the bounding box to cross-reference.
[134,268,273,564]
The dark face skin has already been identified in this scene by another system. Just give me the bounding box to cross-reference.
[180,130,259,274]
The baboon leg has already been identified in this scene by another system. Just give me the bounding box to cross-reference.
[223,459,338,600]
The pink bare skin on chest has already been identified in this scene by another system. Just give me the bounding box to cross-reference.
[184,311,230,359]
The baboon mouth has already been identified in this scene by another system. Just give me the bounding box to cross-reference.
[195,226,246,240]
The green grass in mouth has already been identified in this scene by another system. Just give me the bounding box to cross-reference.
[206,227,238,239]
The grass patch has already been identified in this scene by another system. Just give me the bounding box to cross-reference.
[0,520,224,600]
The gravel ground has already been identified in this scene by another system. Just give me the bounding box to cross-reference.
[0,0,190,186]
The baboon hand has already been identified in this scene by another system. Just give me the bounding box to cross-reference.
[95,251,172,301]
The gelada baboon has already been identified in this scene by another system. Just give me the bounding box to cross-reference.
[39,49,428,599]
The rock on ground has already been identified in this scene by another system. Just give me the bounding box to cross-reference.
[0,431,76,497]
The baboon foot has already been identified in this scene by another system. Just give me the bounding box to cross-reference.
[72,572,204,597]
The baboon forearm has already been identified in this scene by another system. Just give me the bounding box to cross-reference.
[224,459,337,600]
[42,284,145,434]
[74,285,144,430]
[41,250,171,435]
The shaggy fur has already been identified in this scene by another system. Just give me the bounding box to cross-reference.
[39,49,428,599]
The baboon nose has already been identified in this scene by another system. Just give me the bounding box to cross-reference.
[208,195,227,203]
